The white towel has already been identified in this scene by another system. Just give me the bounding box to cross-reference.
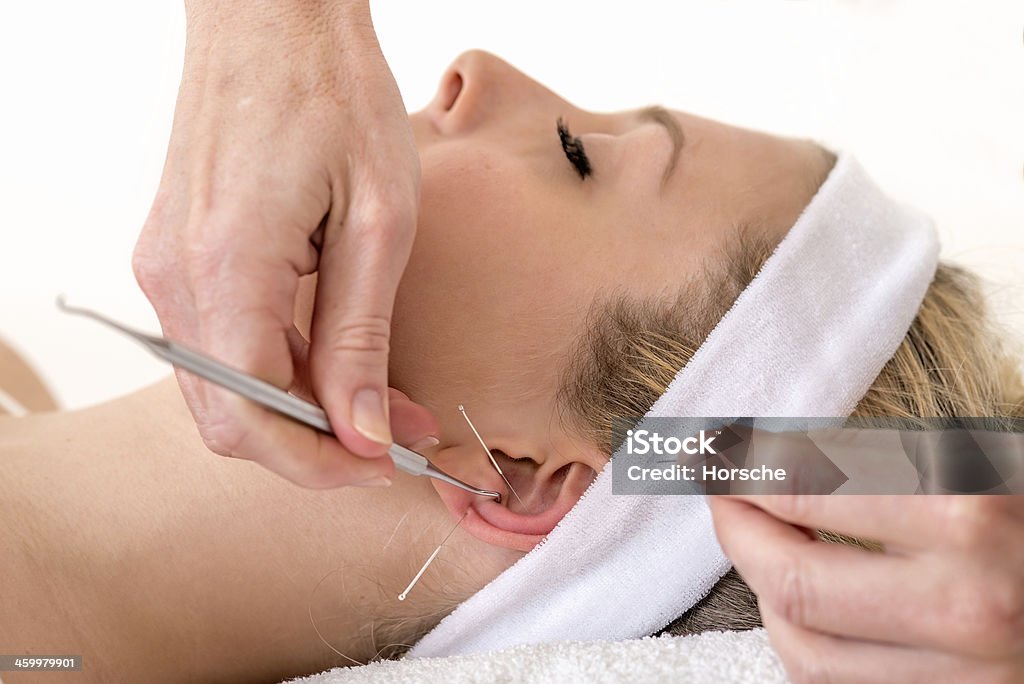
[408,152,939,657]
[285,629,787,684]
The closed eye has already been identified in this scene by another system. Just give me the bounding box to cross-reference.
[556,118,592,180]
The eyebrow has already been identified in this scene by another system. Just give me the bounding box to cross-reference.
[637,105,685,186]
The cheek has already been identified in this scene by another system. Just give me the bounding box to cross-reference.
[386,148,529,403]
[418,146,520,248]
[386,146,579,411]
[409,145,529,313]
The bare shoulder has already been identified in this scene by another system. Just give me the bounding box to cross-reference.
[0,336,59,415]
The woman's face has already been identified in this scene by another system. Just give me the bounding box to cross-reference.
[375,51,827,551]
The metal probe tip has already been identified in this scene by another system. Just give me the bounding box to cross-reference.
[429,465,501,502]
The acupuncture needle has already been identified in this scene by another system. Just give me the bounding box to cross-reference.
[458,404,530,513]
[56,297,500,502]
[398,510,467,601]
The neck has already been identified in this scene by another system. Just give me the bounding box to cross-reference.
[0,378,506,681]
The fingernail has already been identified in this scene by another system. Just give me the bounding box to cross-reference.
[356,475,392,488]
[409,435,440,451]
[352,388,392,445]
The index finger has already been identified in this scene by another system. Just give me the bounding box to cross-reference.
[192,228,315,388]
[208,386,395,489]
[709,496,1024,657]
[717,494,947,550]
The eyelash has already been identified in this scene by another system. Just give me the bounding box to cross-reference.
[556,117,592,180]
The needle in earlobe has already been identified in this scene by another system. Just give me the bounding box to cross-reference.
[458,404,530,514]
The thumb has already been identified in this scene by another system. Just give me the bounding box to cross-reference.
[309,191,417,458]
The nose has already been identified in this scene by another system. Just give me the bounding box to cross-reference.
[425,50,561,135]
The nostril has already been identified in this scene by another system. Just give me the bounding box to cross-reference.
[441,71,463,112]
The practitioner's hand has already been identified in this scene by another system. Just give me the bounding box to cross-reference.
[709,495,1024,683]
[132,0,428,487]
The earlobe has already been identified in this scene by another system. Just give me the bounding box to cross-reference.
[431,446,601,553]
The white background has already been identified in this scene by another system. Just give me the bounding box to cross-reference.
[1,0,1021,410]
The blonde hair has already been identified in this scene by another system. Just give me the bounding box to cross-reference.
[556,227,1024,633]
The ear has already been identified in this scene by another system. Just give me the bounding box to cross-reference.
[428,441,604,552]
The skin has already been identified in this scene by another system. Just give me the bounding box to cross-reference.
[0,338,58,414]
[133,0,426,488]
[13,51,1018,684]
[0,381,518,683]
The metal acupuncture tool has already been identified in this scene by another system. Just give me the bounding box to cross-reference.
[56,297,500,502]
[458,404,530,513]
[398,510,467,601]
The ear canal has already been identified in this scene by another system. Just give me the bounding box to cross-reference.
[493,450,569,515]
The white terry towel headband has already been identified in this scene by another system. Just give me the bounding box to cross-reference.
[409,151,941,657]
